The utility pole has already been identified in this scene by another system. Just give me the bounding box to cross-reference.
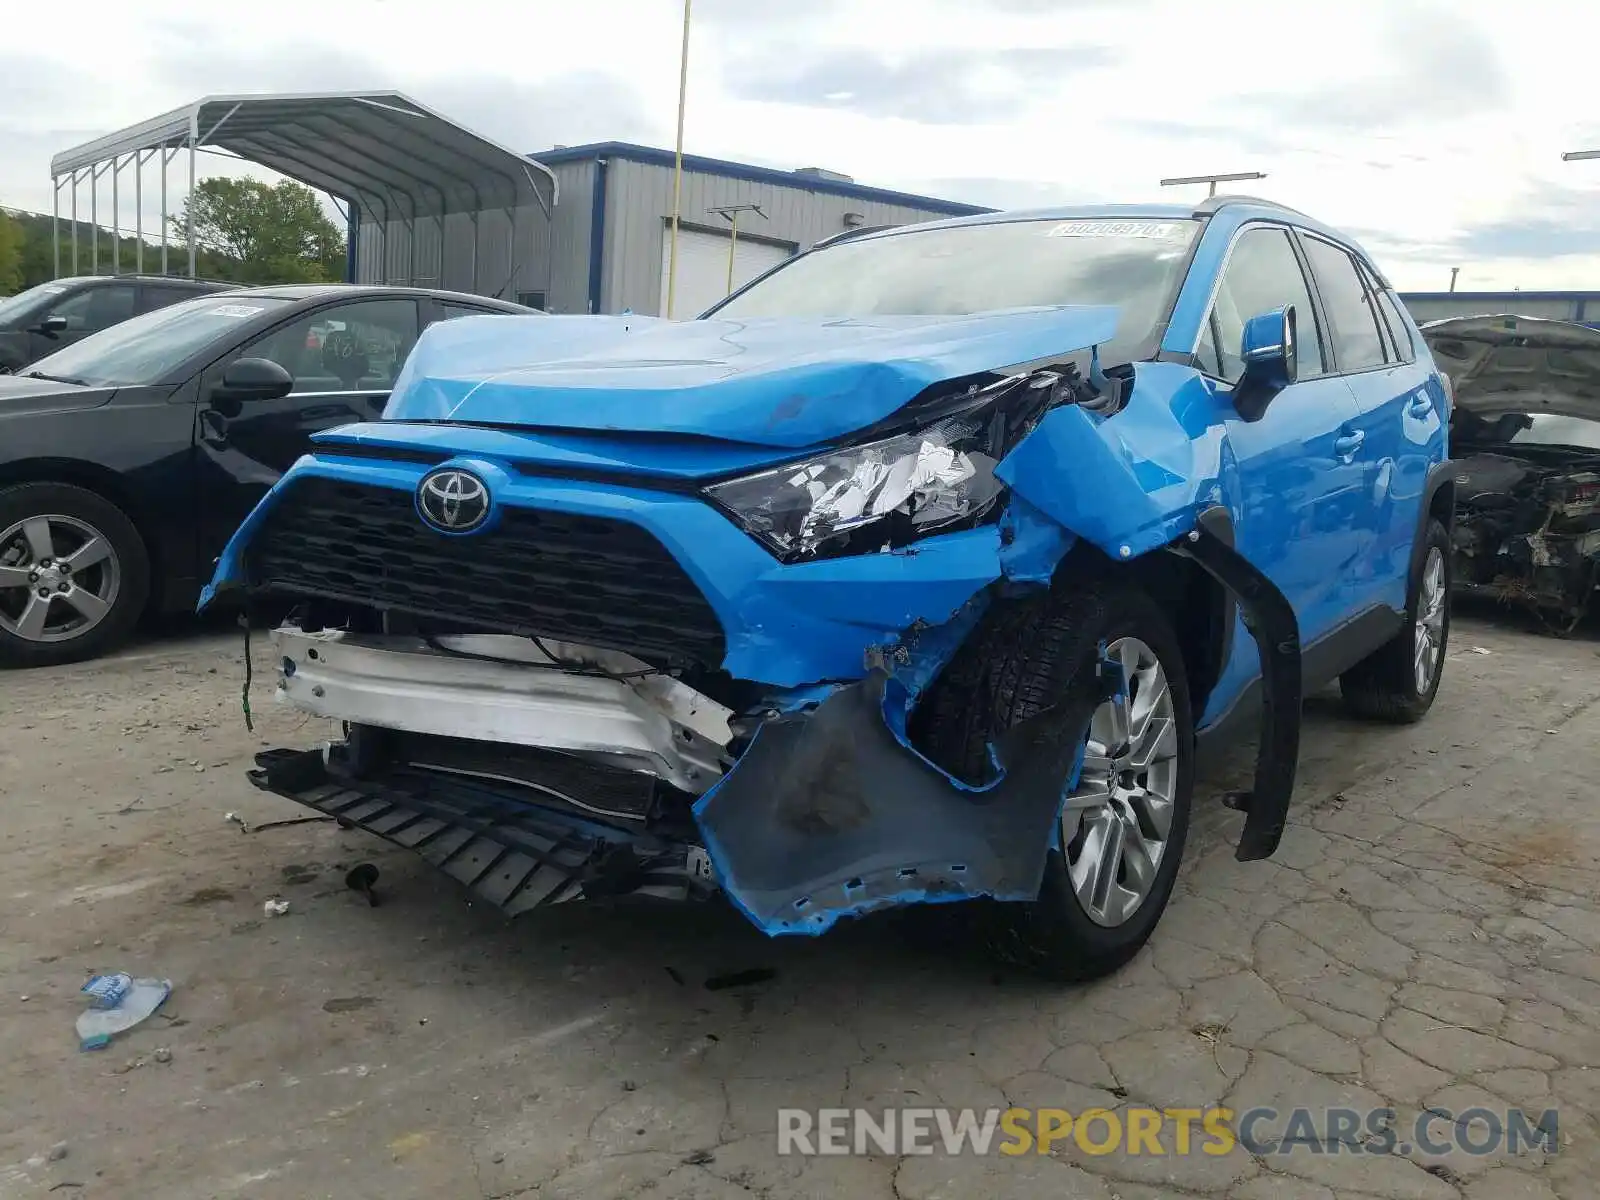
[1160,171,1267,198]
[708,203,767,296]
[664,0,693,318]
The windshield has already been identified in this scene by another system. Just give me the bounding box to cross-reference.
[0,281,69,326]
[707,217,1200,360]
[1455,409,1600,453]
[25,294,289,387]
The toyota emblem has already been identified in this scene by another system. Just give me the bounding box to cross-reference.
[416,468,491,533]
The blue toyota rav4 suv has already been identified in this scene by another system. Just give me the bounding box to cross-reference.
[204,196,1453,980]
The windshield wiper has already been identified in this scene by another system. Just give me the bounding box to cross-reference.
[23,370,90,386]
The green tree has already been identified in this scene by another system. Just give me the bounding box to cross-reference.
[0,211,24,293]
[173,177,347,284]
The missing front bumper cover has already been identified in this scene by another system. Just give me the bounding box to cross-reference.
[693,671,1101,935]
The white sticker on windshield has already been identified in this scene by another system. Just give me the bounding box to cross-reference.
[208,304,267,318]
[1047,221,1187,240]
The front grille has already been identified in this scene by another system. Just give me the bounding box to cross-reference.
[250,478,727,667]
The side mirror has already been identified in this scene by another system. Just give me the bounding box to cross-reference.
[1232,304,1298,422]
[212,357,294,404]
[34,314,68,338]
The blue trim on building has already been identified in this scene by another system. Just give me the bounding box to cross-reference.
[587,156,609,314]
[1399,290,1600,302]
[1398,290,1600,330]
[528,141,992,217]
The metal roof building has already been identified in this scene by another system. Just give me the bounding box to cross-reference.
[510,142,990,316]
[1398,290,1600,329]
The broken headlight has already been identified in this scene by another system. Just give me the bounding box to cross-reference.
[706,411,1005,560]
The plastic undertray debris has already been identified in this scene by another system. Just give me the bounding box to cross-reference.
[249,748,697,916]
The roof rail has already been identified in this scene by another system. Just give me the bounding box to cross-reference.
[1192,194,1316,221]
[103,272,239,287]
[811,223,900,250]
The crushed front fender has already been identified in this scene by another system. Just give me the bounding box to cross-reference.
[693,670,1102,936]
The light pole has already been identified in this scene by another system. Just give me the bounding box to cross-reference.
[709,203,767,295]
[1159,171,1267,198]
[1562,149,1600,162]
[664,0,693,318]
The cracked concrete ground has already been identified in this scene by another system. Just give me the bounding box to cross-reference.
[1,611,1596,1199]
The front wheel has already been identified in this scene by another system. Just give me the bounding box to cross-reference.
[913,576,1195,982]
[0,483,150,668]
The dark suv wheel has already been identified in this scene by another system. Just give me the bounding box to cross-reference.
[914,573,1195,981]
[0,482,150,668]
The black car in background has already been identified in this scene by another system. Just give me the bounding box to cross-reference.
[0,284,537,666]
[0,275,235,372]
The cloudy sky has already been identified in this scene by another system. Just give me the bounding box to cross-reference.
[6,0,1600,292]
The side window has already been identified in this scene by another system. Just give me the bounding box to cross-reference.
[236,299,419,394]
[52,284,137,333]
[137,285,203,315]
[1362,264,1416,364]
[440,303,496,320]
[1196,227,1326,384]
[422,302,508,332]
[1302,238,1388,373]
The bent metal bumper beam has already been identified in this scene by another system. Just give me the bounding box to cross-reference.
[272,627,733,794]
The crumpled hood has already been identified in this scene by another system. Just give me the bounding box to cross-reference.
[382,307,1121,448]
[1422,314,1600,422]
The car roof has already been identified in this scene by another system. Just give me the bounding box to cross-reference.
[230,283,532,310]
[839,196,1358,251]
[45,274,233,288]
[827,196,1381,282]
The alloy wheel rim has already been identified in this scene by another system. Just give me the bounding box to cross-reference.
[1061,635,1179,928]
[1414,546,1446,694]
[0,514,121,644]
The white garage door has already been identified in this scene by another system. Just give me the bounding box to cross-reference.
[659,226,790,318]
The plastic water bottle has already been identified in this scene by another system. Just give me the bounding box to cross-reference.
[76,974,172,1051]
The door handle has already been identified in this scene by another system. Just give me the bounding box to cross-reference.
[1334,430,1365,458]
[1408,393,1433,418]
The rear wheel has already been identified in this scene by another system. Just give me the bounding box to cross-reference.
[0,483,149,668]
[914,574,1195,981]
[1340,518,1450,723]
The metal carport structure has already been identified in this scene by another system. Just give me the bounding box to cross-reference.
[47,91,558,293]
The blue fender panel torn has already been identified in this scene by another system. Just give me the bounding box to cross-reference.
[996,363,1229,560]
[693,671,1101,936]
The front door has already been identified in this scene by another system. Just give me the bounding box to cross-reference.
[1196,224,1369,646]
[194,296,421,554]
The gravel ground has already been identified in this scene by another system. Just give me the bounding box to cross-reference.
[1,610,1596,1200]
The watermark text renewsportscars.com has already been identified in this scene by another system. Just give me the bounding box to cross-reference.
[776,1106,1561,1157]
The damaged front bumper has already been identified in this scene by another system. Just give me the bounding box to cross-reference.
[274,628,731,794]
[247,505,1300,936]
[252,621,1102,934]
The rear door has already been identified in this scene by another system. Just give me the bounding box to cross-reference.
[1298,235,1434,614]
[194,295,420,551]
[1195,224,1368,645]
